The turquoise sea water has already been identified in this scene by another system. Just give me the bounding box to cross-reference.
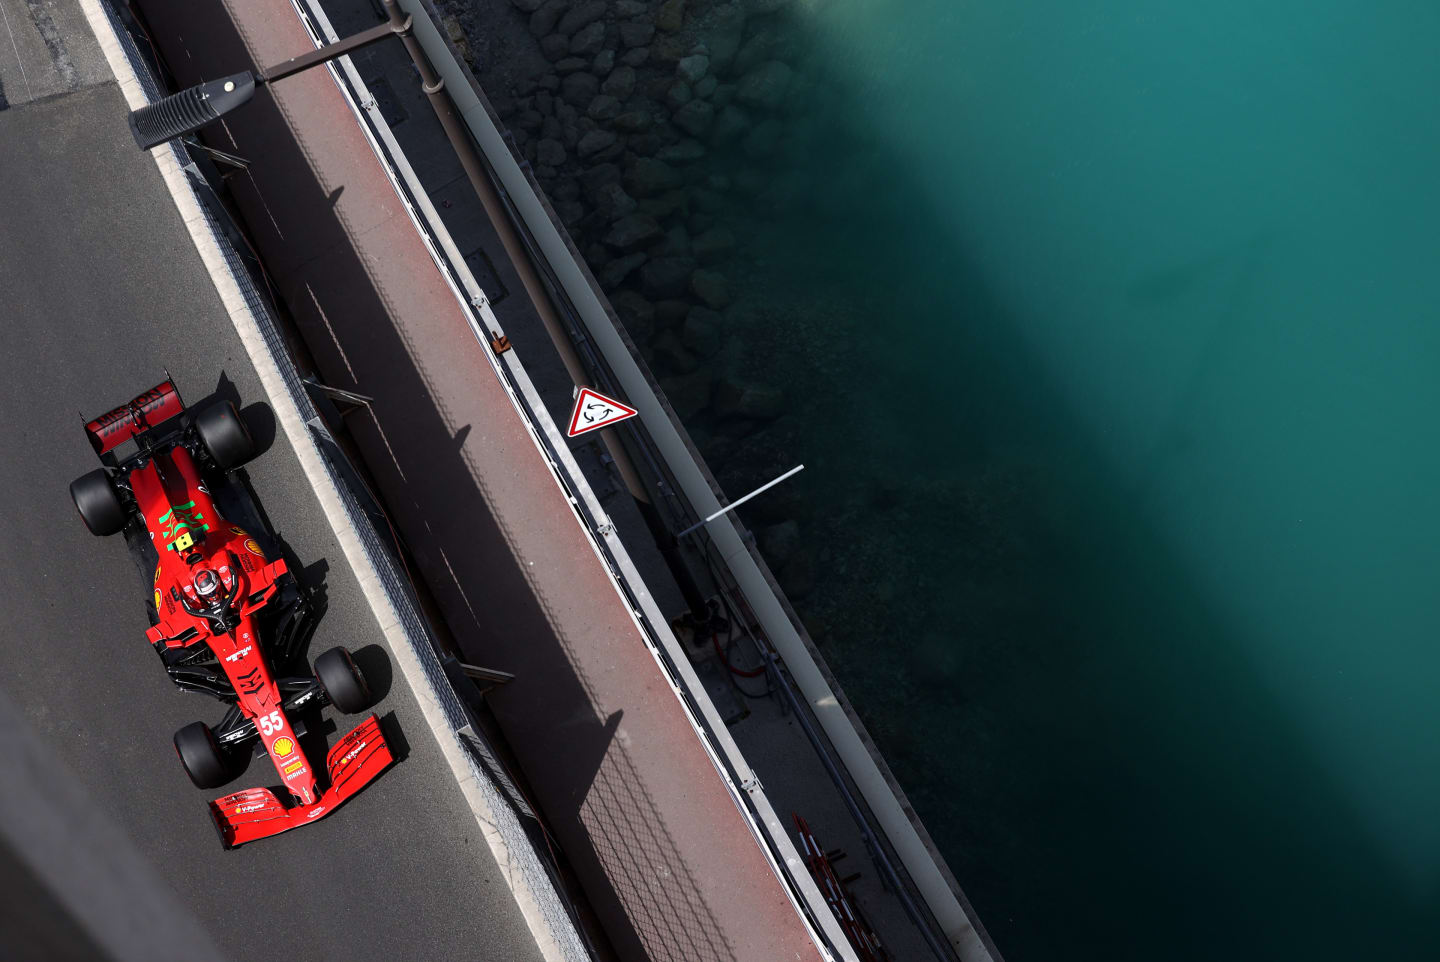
[713,1,1440,958]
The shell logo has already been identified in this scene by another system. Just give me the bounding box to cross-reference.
[153,589,163,611]
[272,736,295,758]
[244,538,264,558]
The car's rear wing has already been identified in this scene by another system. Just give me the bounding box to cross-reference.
[85,379,185,455]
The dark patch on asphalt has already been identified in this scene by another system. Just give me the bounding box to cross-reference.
[23,0,77,88]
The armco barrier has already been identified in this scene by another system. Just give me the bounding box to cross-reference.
[80,3,593,960]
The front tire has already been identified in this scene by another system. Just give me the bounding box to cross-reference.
[174,722,229,789]
[70,469,126,536]
[315,646,371,714]
[194,401,255,470]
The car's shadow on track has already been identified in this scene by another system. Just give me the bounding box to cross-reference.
[195,372,277,459]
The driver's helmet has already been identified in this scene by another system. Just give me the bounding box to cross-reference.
[192,567,224,606]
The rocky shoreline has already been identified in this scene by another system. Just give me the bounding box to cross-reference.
[437,0,834,596]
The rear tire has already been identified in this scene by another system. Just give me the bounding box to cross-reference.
[315,647,371,714]
[70,469,126,536]
[174,722,229,789]
[194,401,254,470]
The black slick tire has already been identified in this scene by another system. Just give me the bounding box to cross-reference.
[70,469,126,536]
[315,646,371,714]
[174,722,229,789]
[194,401,255,470]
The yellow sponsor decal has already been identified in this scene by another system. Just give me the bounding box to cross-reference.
[284,760,304,775]
[153,566,161,584]
[153,589,163,611]
[272,736,295,758]
[230,526,246,536]
[244,538,264,557]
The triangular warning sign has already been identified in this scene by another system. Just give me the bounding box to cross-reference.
[566,387,638,437]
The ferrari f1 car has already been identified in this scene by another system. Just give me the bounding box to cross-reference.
[70,379,393,848]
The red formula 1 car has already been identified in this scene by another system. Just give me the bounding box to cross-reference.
[70,380,393,848]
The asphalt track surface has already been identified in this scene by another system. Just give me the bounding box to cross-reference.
[0,26,545,962]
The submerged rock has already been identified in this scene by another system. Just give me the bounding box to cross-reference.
[709,104,750,144]
[690,268,731,308]
[612,110,653,133]
[733,27,781,76]
[602,65,637,98]
[691,227,735,263]
[619,21,655,47]
[569,21,606,56]
[682,307,723,357]
[665,81,693,109]
[561,71,600,107]
[555,0,607,37]
[677,53,710,85]
[656,0,686,32]
[576,129,618,157]
[530,0,567,37]
[599,251,648,287]
[672,100,714,137]
[610,289,657,340]
[579,162,621,192]
[736,60,792,110]
[587,93,622,120]
[603,212,663,250]
[592,180,638,218]
[706,4,746,72]
[651,331,699,373]
[656,139,706,164]
[624,157,682,195]
[640,256,697,299]
[638,189,689,220]
[535,138,566,167]
[655,298,691,327]
[539,34,571,61]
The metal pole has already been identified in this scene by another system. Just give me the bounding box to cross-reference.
[378,0,712,617]
[377,0,649,505]
[676,465,805,540]
[258,18,405,84]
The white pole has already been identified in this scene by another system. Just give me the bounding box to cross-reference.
[676,464,805,539]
